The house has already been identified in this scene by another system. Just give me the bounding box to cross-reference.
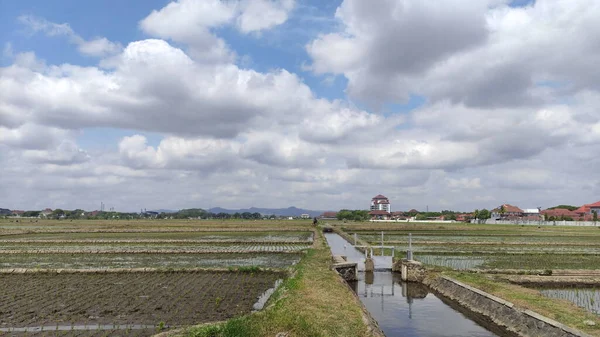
[368,210,391,220]
[491,204,523,219]
[590,201,600,215]
[11,210,25,217]
[522,208,542,221]
[370,195,391,212]
[391,211,408,220]
[572,201,600,220]
[575,201,600,215]
[455,213,472,222]
[143,211,159,218]
[300,214,310,219]
[40,208,53,218]
[319,211,338,219]
[541,208,580,220]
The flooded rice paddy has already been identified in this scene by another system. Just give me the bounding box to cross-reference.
[0,252,302,269]
[538,287,600,315]
[347,229,600,270]
[1,231,313,242]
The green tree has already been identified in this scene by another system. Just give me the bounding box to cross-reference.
[337,209,369,221]
[593,210,598,223]
[548,205,578,211]
[473,209,479,220]
[51,209,65,219]
[478,209,491,221]
[499,205,506,218]
[444,213,457,221]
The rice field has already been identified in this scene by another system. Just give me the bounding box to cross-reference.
[0,271,283,336]
[0,231,313,242]
[538,287,600,315]
[0,219,314,336]
[338,223,600,271]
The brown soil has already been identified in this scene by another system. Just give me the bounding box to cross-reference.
[0,271,282,336]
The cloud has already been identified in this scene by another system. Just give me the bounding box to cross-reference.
[23,140,90,166]
[307,0,600,108]
[0,124,73,150]
[139,0,295,62]
[1,39,378,142]
[447,177,482,190]
[3,0,600,213]
[236,0,295,34]
[18,15,122,57]
[118,135,240,171]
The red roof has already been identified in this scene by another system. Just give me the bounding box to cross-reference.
[368,210,390,215]
[585,201,600,208]
[493,204,523,213]
[372,194,388,200]
[541,209,578,217]
[574,206,590,214]
[320,211,338,218]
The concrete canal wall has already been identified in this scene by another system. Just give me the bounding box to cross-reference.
[424,276,593,337]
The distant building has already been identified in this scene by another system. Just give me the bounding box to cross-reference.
[319,211,338,219]
[370,195,391,212]
[541,208,579,220]
[40,208,53,218]
[455,213,472,222]
[391,211,408,220]
[368,210,391,220]
[575,201,600,215]
[369,195,391,220]
[571,201,600,220]
[590,202,600,215]
[490,204,523,219]
[11,210,25,217]
[143,211,159,218]
[300,214,310,219]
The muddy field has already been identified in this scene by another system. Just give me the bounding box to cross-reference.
[0,271,282,336]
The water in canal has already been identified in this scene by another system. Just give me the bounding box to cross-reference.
[325,233,504,337]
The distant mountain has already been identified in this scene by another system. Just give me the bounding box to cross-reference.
[208,206,325,217]
[151,209,179,213]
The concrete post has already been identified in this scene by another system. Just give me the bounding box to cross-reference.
[381,231,384,256]
[407,233,413,261]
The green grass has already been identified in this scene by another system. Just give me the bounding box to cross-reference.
[446,272,600,336]
[183,230,373,337]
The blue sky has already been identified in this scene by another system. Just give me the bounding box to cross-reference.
[1,0,600,212]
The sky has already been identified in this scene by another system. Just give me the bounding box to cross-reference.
[1,0,600,213]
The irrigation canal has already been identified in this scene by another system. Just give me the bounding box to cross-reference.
[324,233,505,337]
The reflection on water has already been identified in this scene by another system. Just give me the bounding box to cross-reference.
[350,272,499,337]
[324,233,501,337]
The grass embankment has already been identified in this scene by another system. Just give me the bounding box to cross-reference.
[445,271,600,336]
[182,230,375,337]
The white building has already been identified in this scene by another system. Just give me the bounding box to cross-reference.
[370,195,391,213]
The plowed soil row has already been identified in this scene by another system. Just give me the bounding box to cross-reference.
[0,271,282,336]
